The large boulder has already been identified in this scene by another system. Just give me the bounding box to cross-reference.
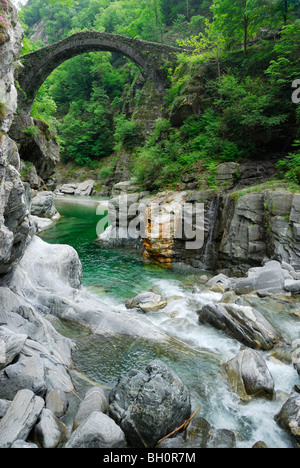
[65,411,126,449]
[31,191,58,219]
[223,348,275,402]
[74,386,108,429]
[0,389,44,449]
[234,261,286,295]
[74,180,95,197]
[198,303,281,350]
[109,360,191,448]
[33,408,67,448]
[275,395,300,447]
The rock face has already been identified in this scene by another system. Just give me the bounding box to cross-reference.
[0,5,35,275]
[9,115,60,186]
[99,186,300,273]
[0,1,23,133]
[223,348,275,402]
[109,360,191,448]
[220,188,300,273]
[198,303,281,350]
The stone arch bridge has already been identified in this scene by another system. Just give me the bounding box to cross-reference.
[17,30,186,114]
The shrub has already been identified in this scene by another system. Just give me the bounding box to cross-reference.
[277,142,300,184]
[0,14,8,30]
[99,165,114,181]
[0,0,9,12]
[113,114,140,150]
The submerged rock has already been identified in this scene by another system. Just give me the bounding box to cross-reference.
[109,360,191,448]
[158,416,236,449]
[198,303,281,350]
[223,348,275,402]
[125,291,167,313]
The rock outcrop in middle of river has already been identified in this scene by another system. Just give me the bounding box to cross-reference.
[109,360,192,448]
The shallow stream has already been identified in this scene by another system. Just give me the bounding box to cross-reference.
[40,196,300,448]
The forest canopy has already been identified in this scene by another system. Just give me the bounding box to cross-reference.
[18,0,300,188]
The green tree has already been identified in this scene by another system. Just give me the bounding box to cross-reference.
[211,0,279,54]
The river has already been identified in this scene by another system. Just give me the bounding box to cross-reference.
[40,195,300,448]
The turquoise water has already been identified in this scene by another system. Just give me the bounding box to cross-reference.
[40,196,299,448]
[41,196,205,304]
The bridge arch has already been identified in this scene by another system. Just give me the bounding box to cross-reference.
[17,31,184,115]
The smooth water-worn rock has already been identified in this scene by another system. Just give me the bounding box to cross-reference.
[34,408,67,448]
[284,279,300,294]
[223,348,275,401]
[5,236,168,341]
[109,360,191,448]
[0,327,27,371]
[125,291,167,313]
[234,261,286,295]
[66,411,126,449]
[74,180,95,196]
[0,399,11,418]
[275,395,300,447]
[0,389,44,449]
[11,440,39,449]
[74,387,108,429]
[198,303,281,350]
[31,191,58,219]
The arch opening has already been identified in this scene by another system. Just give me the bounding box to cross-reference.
[17,31,182,115]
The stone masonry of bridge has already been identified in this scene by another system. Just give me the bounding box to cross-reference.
[17,30,186,114]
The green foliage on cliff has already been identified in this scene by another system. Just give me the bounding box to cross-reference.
[0,102,6,121]
[19,0,300,188]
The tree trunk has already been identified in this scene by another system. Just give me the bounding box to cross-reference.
[283,0,288,25]
[244,14,248,55]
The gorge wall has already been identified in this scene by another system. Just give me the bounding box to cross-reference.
[99,184,300,275]
[0,2,34,274]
